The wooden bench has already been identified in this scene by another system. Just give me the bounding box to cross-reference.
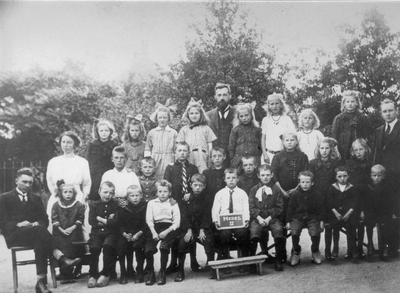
[208,255,267,281]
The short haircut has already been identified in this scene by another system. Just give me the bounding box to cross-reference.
[334,165,349,174]
[224,168,238,177]
[241,155,256,164]
[258,164,273,174]
[210,147,226,157]
[350,138,371,160]
[127,185,143,195]
[215,83,231,94]
[340,90,362,112]
[112,146,127,157]
[380,98,397,110]
[298,108,320,129]
[58,131,81,147]
[156,180,172,192]
[174,141,190,152]
[298,170,314,181]
[371,164,386,174]
[138,157,157,168]
[16,167,34,179]
[191,173,206,185]
[99,181,115,191]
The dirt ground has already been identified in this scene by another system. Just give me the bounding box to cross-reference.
[1,233,399,293]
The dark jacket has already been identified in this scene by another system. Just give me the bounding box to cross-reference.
[237,172,259,196]
[85,139,118,200]
[0,189,48,247]
[326,183,358,221]
[286,186,324,222]
[180,191,213,232]
[164,160,199,205]
[332,112,370,160]
[249,182,283,220]
[271,149,309,191]
[108,201,147,235]
[89,199,119,235]
[346,158,372,189]
[309,158,341,195]
[203,167,226,201]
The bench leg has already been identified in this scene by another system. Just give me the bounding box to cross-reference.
[258,262,263,276]
[216,268,220,281]
[12,250,18,293]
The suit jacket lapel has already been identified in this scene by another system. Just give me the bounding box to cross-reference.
[385,120,400,147]
[11,189,24,207]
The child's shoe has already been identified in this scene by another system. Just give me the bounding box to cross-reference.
[174,269,185,282]
[87,277,97,288]
[157,270,166,285]
[274,260,284,271]
[332,247,339,258]
[119,274,128,285]
[311,251,322,264]
[290,247,301,267]
[96,275,109,287]
[145,270,155,286]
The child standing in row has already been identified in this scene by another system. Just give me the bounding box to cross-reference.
[297,109,324,161]
[309,137,341,261]
[121,115,146,174]
[237,156,259,195]
[51,180,84,284]
[229,103,262,168]
[177,99,216,173]
[203,147,227,202]
[145,106,178,180]
[86,120,118,201]
[145,180,181,286]
[346,138,372,258]
[332,90,370,160]
[261,93,296,164]
[137,157,158,202]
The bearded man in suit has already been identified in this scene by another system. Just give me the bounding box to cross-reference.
[206,83,235,167]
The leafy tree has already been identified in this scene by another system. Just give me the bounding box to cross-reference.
[164,0,282,122]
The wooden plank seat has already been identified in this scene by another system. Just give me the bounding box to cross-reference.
[208,255,267,281]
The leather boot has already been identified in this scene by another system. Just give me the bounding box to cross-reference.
[59,256,81,270]
[145,270,155,286]
[35,278,52,293]
[174,268,185,282]
[157,269,166,285]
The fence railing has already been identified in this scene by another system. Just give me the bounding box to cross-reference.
[0,161,47,194]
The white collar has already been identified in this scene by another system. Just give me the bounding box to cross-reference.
[387,118,398,131]
[155,125,172,131]
[58,199,78,208]
[16,188,27,196]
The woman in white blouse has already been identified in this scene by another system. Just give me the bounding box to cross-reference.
[46,131,91,235]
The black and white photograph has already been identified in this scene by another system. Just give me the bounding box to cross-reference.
[1,0,400,292]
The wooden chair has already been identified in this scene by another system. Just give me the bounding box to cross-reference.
[11,246,57,293]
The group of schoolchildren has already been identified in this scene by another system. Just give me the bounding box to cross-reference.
[51,89,399,289]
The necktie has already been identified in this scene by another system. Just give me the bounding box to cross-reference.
[385,124,391,136]
[229,190,233,213]
[21,195,27,203]
[182,163,188,195]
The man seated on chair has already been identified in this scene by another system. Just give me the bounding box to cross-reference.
[0,168,78,293]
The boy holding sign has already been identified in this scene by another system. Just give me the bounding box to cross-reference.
[212,168,250,274]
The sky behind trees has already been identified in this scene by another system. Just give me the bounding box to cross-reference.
[1,1,400,81]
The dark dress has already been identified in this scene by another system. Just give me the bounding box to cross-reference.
[52,200,85,258]
[85,139,118,201]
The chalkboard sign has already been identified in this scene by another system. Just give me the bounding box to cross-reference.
[218,213,244,229]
